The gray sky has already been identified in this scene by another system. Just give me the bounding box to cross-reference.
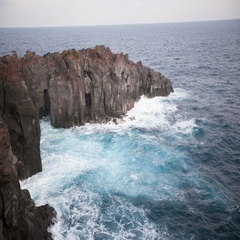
[0,0,240,27]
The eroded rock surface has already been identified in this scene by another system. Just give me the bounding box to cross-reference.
[0,46,173,239]
[0,53,41,179]
[4,46,173,129]
[0,117,56,240]
[0,46,173,178]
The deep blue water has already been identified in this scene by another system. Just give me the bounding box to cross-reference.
[1,20,240,239]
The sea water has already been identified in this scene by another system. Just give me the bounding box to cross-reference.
[1,19,240,239]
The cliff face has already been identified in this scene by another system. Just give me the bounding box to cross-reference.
[0,46,173,177]
[0,116,56,240]
[0,53,41,180]
[21,46,173,128]
[0,46,173,239]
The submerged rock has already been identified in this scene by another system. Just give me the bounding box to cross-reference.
[0,46,173,239]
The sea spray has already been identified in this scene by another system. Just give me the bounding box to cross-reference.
[21,89,208,239]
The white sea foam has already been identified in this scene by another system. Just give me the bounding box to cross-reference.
[21,89,197,240]
[173,118,198,135]
[49,189,169,240]
[73,88,191,134]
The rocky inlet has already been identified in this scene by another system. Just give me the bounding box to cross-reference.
[0,46,173,239]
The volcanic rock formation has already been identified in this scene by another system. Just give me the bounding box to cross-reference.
[0,116,56,240]
[0,46,173,178]
[0,45,173,239]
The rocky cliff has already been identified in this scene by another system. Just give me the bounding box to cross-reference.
[21,46,173,128]
[0,45,173,178]
[0,45,173,239]
[0,116,56,240]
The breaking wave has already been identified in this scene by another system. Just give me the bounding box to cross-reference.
[21,89,227,240]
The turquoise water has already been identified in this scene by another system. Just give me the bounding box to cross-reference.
[21,89,239,239]
[23,90,209,239]
[1,19,239,239]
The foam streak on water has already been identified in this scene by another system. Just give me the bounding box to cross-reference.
[21,88,230,240]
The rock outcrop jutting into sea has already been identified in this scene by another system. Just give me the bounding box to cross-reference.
[0,46,173,239]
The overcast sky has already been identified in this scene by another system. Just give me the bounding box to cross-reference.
[0,0,240,28]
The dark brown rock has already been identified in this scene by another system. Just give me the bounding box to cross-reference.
[0,54,41,179]
[20,46,173,128]
[1,46,173,132]
[0,45,173,179]
[0,116,56,240]
[0,46,173,239]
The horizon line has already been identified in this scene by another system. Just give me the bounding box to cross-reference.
[0,18,239,29]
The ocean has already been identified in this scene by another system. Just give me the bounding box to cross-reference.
[1,19,240,239]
